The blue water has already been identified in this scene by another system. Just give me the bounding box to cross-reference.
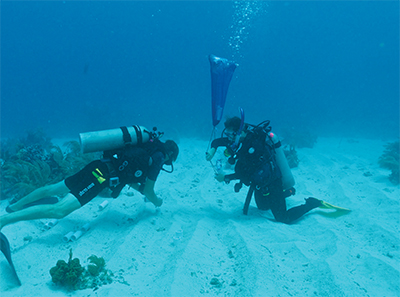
[1,1,399,140]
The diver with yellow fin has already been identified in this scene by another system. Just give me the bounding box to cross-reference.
[206,115,350,223]
[205,55,350,223]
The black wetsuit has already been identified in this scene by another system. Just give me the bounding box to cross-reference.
[65,149,165,206]
[211,136,320,224]
[253,179,319,224]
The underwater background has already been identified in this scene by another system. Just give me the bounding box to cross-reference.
[1,1,399,141]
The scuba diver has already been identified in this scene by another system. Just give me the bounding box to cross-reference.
[0,128,179,230]
[206,116,322,224]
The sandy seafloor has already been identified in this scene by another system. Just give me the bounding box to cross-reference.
[0,137,399,297]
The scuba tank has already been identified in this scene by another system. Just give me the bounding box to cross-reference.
[268,132,295,190]
[80,125,151,153]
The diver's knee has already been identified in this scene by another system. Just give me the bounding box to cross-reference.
[47,181,69,196]
[48,205,74,219]
[38,184,55,197]
[48,208,67,219]
[274,214,292,224]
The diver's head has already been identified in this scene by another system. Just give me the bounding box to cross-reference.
[164,140,179,165]
[224,116,241,131]
[224,117,247,141]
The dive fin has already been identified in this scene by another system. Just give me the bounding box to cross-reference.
[319,201,351,212]
[0,232,21,286]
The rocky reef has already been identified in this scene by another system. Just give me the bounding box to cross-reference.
[1,129,100,201]
[378,140,399,184]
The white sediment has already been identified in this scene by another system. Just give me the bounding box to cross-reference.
[0,137,398,296]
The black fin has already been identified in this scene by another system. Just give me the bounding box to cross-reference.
[0,232,21,286]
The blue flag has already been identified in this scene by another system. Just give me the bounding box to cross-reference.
[209,55,237,127]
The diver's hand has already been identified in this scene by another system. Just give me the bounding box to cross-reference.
[206,148,216,161]
[154,197,163,207]
[215,173,225,183]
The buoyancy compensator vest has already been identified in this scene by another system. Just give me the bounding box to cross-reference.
[231,121,281,188]
[85,126,165,198]
[103,138,169,198]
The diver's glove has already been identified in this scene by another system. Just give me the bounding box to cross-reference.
[215,173,225,183]
[206,148,216,161]
[154,197,163,207]
[215,173,232,184]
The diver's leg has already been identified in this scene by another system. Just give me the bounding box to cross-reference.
[270,189,321,224]
[0,193,81,230]
[269,191,290,223]
[8,181,69,212]
[254,188,271,210]
[281,200,321,224]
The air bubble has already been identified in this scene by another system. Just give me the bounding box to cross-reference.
[228,1,267,60]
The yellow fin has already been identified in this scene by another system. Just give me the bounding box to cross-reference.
[319,201,351,212]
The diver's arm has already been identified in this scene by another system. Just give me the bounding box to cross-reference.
[142,179,162,207]
[211,137,230,149]
[215,172,239,183]
[206,138,230,161]
[128,181,162,207]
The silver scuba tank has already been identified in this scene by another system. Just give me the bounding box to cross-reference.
[79,125,151,153]
[268,132,295,190]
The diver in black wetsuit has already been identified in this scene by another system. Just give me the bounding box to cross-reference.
[206,116,322,224]
[0,139,179,230]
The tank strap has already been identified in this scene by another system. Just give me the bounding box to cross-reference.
[133,125,143,144]
[273,140,282,149]
[120,126,132,144]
